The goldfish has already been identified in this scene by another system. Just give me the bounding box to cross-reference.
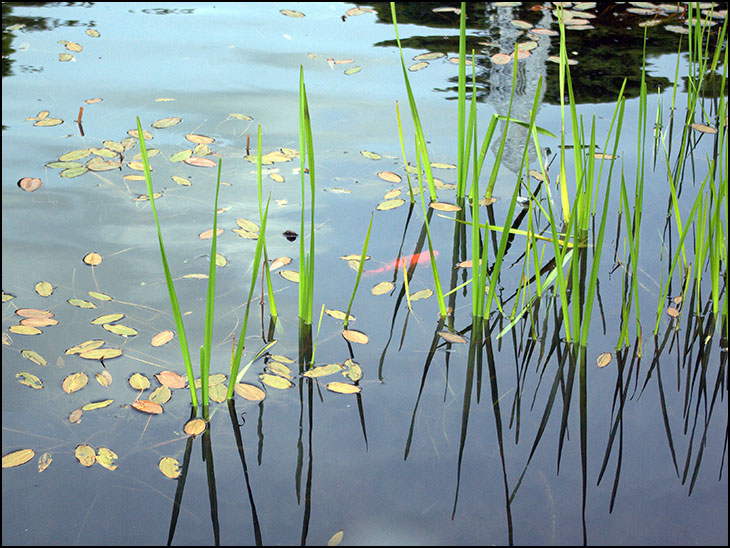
[363,250,439,275]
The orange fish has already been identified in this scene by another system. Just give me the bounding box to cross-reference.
[363,250,439,275]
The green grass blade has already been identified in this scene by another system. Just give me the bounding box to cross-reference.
[136,117,198,407]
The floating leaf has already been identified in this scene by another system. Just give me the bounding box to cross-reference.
[17,177,42,192]
[131,400,163,414]
[69,409,83,423]
[377,171,402,183]
[16,308,53,318]
[410,288,433,301]
[236,218,259,232]
[430,162,456,169]
[414,52,446,61]
[96,370,112,387]
[155,370,186,388]
[372,281,394,295]
[75,444,95,467]
[279,270,299,283]
[229,113,253,121]
[184,418,207,436]
[199,228,225,239]
[342,359,362,382]
[344,66,362,75]
[86,29,100,38]
[491,53,512,65]
[159,457,181,479]
[267,361,293,379]
[194,373,227,388]
[270,256,292,271]
[324,309,355,321]
[429,201,461,212]
[87,158,122,171]
[303,363,343,378]
[326,382,361,394]
[9,325,42,335]
[361,150,381,160]
[82,399,113,411]
[328,531,344,546]
[35,281,53,297]
[438,331,466,344]
[597,352,612,368]
[151,330,175,347]
[259,373,293,389]
[66,339,104,355]
[151,116,182,129]
[78,347,122,360]
[60,166,88,178]
[376,198,405,211]
[342,329,369,344]
[103,323,138,337]
[666,306,680,318]
[184,156,217,167]
[62,372,88,393]
[690,122,717,134]
[171,175,191,186]
[234,383,266,401]
[21,349,46,366]
[128,128,153,140]
[96,447,118,471]
[91,313,124,325]
[269,173,285,183]
[408,61,429,71]
[280,8,305,17]
[149,386,172,404]
[65,41,82,52]
[87,292,111,303]
[38,452,53,473]
[16,372,43,389]
[66,299,96,308]
[20,316,58,327]
[233,228,259,239]
[129,373,150,391]
[83,252,102,266]
[3,449,35,468]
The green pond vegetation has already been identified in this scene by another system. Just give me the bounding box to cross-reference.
[3,2,727,545]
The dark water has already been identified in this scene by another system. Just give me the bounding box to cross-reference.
[2,2,727,545]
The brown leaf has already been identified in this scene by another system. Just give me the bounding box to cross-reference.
[131,400,163,414]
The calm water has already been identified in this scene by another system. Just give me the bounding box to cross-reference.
[2,2,727,545]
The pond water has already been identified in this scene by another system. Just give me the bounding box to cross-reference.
[2,2,727,546]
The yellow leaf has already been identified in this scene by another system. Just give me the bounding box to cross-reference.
[597,352,612,368]
[102,323,138,337]
[66,339,105,355]
[259,373,293,389]
[9,325,42,335]
[372,281,394,295]
[234,383,266,401]
[149,386,172,404]
[21,349,46,366]
[91,313,124,325]
[377,171,402,183]
[16,372,43,389]
[279,270,299,283]
[81,399,114,411]
[326,382,361,394]
[78,347,122,360]
[2,448,35,468]
[328,530,344,546]
[129,373,150,391]
[62,372,88,394]
[96,447,118,471]
[37,452,52,473]
[75,444,96,467]
[35,281,54,297]
[303,363,343,378]
[184,418,207,436]
[159,457,181,479]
